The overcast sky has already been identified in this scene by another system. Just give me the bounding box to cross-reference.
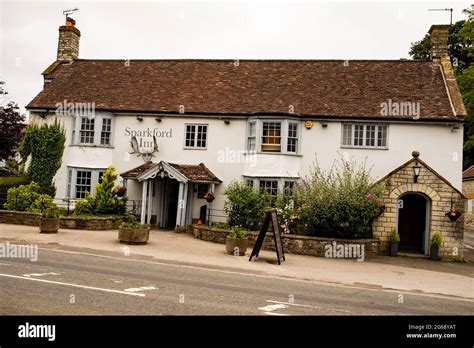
[0,0,471,115]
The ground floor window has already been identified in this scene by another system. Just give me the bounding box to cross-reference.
[244,177,298,198]
[67,167,107,199]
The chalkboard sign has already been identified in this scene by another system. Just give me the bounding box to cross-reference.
[249,210,285,265]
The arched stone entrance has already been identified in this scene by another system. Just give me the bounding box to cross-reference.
[397,192,431,254]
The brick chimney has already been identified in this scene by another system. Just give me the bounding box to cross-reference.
[57,17,80,61]
[428,24,450,60]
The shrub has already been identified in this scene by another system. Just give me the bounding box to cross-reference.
[0,176,29,208]
[228,226,248,239]
[430,231,443,248]
[120,214,147,229]
[388,228,400,243]
[28,194,56,214]
[224,181,272,230]
[73,166,128,216]
[3,181,40,211]
[42,207,59,219]
[292,158,384,239]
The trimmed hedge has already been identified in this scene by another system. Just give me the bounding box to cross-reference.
[0,176,29,208]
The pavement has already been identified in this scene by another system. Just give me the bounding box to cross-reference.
[0,223,473,301]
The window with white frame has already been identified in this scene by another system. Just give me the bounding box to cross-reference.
[259,180,279,197]
[287,123,298,153]
[67,168,107,199]
[185,124,208,149]
[284,181,295,197]
[72,113,114,146]
[247,122,256,152]
[342,123,388,149]
[261,122,281,152]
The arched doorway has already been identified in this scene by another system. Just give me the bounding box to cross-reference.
[397,193,430,254]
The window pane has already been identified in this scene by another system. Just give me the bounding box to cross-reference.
[196,125,207,148]
[100,118,112,145]
[246,179,254,187]
[284,181,294,197]
[80,118,95,144]
[262,122,281,152]
[247,122,256,151]
[185,125,196,147]
[377,125,387,147]
[365,125,376,147]
[75,170,92,199]
[259,180,278,197]
[354,125,364,146]
[342,124,352,146]
[287,123,298,153]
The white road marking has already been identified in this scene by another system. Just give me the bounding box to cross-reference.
[32,246,474,303]
[265,312,288,316]
[23,272,59,278]
[0,273,145,297]
[266,300,353,314]
[124,286,157,293]
[258,303,288,312]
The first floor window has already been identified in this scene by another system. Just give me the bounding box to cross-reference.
[80,117,95,144]
[247,122,256,151]
[287,123,298,153]
[342,123,388,149]
[261,122,281,152]
[75,170,92,199]
[72,113,114,146]
[259,180,279,197]
[185,124,208,148]
[100,118,112,145]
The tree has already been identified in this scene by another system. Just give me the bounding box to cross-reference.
[0,81,26,161]
[409,5,474,169]
[19,120,66,197]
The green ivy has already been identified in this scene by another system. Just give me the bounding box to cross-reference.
[19,119,66,197]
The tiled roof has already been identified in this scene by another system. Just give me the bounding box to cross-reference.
[463,165,474,180]
[27,59,459,120]
[120,161,221,183]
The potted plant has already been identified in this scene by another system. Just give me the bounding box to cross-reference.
[446,209,462,222]
[388,227,400,257]
[39,207,60,234]
[114,186,127,198]
[118,214,150,245]
[225,226,248,256]
[204,191,215,203]
[430,231,442,261]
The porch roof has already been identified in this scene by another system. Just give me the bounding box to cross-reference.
[120,161,222,184]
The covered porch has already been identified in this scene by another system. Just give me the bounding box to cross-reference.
[120,161,222,227]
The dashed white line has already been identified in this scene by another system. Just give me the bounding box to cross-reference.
[0,273,145,297]
[23,272,60,278]
[124,286,158,293]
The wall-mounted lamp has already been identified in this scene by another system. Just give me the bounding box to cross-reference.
[155,117,162,122]
[223,119,230,125]
[451,125,460,132]
[413,160,421,183]
[137,116,143,122]
[321,123,328,128]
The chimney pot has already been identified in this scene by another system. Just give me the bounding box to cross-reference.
[57,17,80,62]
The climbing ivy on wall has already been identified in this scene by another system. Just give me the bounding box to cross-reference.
[19,119,66,197]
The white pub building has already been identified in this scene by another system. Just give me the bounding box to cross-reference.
[27,18,467,257]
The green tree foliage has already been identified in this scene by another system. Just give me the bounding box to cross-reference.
[3,181,40,211]
[0,176,29,207]
[409,5,474,168]
[19,120,66,197]
[224,181,272,230]
[73,165,128,215]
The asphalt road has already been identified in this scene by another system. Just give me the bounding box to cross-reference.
[0,247,473,315]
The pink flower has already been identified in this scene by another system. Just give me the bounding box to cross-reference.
[366,193,374,199]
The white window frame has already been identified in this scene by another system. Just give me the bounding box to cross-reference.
[287,122,299,153]
[341,123,388,149]
[71,113,115,147]
[246,119,301,155]
[247,121,257,152]
[184,123,208,149]
[67,167,107,199]
[243,177,299,197]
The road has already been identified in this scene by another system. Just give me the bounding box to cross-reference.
[0,247,473,315]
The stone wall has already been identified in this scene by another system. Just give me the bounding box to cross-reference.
[373,156,464,259]
[0,210,122,230]
[192,225,380,258]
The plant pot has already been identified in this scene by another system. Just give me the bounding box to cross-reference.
[225,236,248,256]
[39,217,59,234]
[430,245,440,261]
[118,226,150,245]
[390,242,398,257]
[116,191,126,198]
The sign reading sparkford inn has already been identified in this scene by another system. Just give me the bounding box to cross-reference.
[125,127,173,161]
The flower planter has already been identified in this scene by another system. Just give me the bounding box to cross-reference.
[430,245,440,261]
[390,242,398,257]
[118,226,150,245]
[446,210,461,222]
[225,236,248,256]
[39,217,60,234]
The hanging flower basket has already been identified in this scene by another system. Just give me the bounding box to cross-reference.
[446,209,461,222]
[204,191,215,203]
[114,186,127,197]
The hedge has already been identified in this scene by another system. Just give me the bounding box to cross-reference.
[0,176,29,209]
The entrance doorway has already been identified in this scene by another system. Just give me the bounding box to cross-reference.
[397,193,430,254]
[164,179,179,228]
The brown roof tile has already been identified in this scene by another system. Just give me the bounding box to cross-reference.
[120,161,157,179]
[168,162,222,183]
[463,165,474,180]
[27,59,458,120]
